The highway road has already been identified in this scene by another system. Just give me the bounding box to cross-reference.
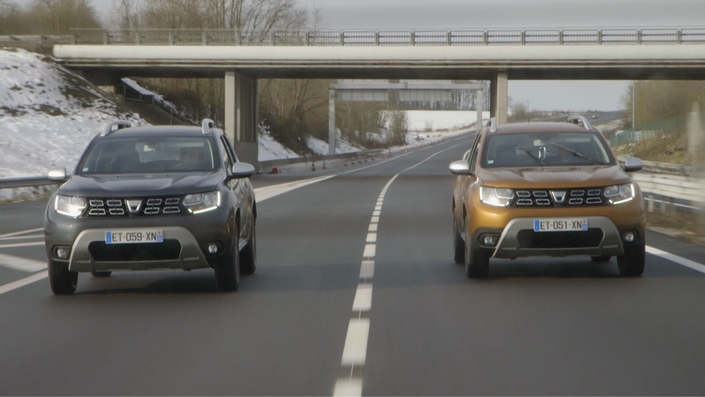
[2,133,705,395]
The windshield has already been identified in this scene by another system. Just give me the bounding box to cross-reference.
[77,137,216,175]
[482,131,614,168]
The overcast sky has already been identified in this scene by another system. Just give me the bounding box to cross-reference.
[85,0,704,111]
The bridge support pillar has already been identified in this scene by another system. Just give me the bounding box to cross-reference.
[329,88,336,155]
[490,72,508,124]
[225,71,259,170]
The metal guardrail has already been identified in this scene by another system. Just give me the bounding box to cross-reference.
[66,27,705,47]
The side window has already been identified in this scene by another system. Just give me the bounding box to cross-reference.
[467,133,482,173]
[219,136,234,171]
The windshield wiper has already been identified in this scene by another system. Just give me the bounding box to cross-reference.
[549,142,600,165]
[514,145,548,166]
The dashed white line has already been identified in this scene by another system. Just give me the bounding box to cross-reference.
[352,284,373,312]
[362,244,376,259]
[360,261,375,279]
[366,233,377,243]
[340,318,370,366]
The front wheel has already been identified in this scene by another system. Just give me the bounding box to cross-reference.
[240,220,256,275]
[48,260,78,295]
[453,217,464,265]
[617,240,645,277]
[464,214,489,278]
[215,222,240,292]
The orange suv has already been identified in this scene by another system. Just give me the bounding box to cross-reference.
[450,116,645,278]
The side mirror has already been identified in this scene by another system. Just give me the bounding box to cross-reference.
[623,156,643,173]
[47,168,68,181]
[449,160,472,175]
[231,162,255,179]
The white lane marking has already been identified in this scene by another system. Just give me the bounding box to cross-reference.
[647,245,705,274]
[0,271,47,295]
[0,242,44,249]
[0,252,46,272]
[0,235,43,241]
[341,318,370,366]
[360,260,374,279]
[333,378,362,397]
[0,228,43,239]
[352,284,373,312]
[254,174,336,202]
[363,244,376,259]
[335,143,471,397]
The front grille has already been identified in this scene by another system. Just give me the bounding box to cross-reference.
[516,229,604,249]
[88,240,181,261]
[512,188,604,207]
[86,197,182,217]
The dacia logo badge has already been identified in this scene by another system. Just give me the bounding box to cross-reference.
[551,191,567,203]
[126,199,142,213]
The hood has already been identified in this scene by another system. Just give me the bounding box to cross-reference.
[58,172,224,197]
[476,164,632,189]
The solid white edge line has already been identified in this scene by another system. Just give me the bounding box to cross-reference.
[0,271,47,295]
[646,245,705,274]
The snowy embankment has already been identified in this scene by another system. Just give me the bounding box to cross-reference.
[0,48,477,181]
[0,48,146,179]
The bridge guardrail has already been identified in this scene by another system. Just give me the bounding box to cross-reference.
[66,27,705,47]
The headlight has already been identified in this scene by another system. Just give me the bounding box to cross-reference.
[184,191,220,214]
[479,186,514,207]
[55,195,87,218]
[604,183,634,205]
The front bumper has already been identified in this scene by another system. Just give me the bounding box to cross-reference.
[486,216,631,259]
[45,201,236,273]
[67,226,210,272]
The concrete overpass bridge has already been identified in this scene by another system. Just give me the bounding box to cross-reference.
[53,27,705,166]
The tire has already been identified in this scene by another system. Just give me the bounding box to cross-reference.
[617,240,645,277]
[215,221,240,292]
[464,214,489,278]
[48,260,78,295]
[453,218,465,265]
[239,220,257,275]
[590,256,611,263]
[91,271,112,277]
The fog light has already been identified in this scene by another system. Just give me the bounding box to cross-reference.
[622,231,636,243]
[208,243,219,254]
[480,234,499,246]
[54,246,70,259]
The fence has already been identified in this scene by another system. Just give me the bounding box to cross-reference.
[609,116,689,146]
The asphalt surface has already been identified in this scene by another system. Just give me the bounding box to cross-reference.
[2,133,705,395]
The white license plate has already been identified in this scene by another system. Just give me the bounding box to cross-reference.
[533,219,588,232]
[105,229,163,244]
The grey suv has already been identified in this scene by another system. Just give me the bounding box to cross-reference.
[44,119,257,294]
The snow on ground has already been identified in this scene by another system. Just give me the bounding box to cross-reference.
[0,48,478,184]
[0,48,146,179]
[307,135,362,156]
[401,110,489,132]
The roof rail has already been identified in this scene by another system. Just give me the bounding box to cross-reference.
[201,118,215,135]
[101,121,132,137]
[489,117,498,133]
[567,115,593,131]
